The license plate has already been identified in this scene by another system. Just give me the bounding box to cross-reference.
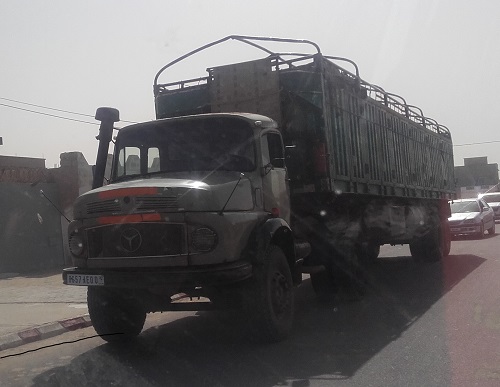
[451,228,460,232]
[67,274,104,286]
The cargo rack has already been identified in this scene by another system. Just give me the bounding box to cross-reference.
[153,35,450,138]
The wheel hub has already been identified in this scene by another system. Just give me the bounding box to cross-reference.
[271,271,290,317]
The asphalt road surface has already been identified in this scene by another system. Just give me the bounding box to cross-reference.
[1,234,499,387]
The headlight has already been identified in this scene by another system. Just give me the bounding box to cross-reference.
[191,227,217,252]
[69,233,85,256]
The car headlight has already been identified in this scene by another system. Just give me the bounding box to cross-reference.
[191,227,218,252]
[69,233,85,256]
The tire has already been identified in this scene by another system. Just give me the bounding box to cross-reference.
[87,287,146,343]
[310,268,337,301]
[477,222,485,239]
[488,222,496,235]
[245,245,294,343]
[357,241,380,264]
[410,226,443,263]
[441,222,451,257]
[409,242,422,260]
[309,260,365,302]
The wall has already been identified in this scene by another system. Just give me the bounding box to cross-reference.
[0,154,66,272]
[459,185,499,199]
[0,182,64,272]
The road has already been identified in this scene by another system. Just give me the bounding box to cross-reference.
[1,235,499,386]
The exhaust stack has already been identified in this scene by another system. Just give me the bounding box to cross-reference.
[92,107,119,189]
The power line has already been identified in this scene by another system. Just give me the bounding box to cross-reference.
[454,140,500,147]
[0,102,100,126]
[0,96,138,124]
[0,96,95,118]
[0,102,123,130]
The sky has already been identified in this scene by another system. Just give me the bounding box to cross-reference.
[1,0,499,170]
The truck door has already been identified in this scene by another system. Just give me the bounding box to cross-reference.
[260,131,290,224]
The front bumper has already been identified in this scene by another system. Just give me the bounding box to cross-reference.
[62,261,253,289]
[450,224,481,236]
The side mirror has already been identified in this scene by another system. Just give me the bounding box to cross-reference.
[261,157,286,176]
[261,163,273,176]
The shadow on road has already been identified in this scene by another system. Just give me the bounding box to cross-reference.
[32,254,485,386]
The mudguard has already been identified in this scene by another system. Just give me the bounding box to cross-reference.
[246,217,298,282]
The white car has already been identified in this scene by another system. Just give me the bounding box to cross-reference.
[448,198,495,238]
[478,192,500,222]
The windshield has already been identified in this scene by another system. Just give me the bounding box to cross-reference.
[481,194,500,203]
[113,117,256,180]
[450,201,480,213]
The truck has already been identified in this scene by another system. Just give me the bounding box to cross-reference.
[62,35,455,343]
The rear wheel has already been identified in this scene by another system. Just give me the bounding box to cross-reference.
[87,287,146,343]
[309,259,365,302]
[310,267,338,301]
[409,242,423,260]
[357,241,380,264]
[410,225,443,263]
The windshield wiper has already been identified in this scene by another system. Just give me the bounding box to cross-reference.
[111,173,144,183]
[219,173,245,216]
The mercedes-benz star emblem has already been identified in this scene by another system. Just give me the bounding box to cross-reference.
[120,227,142,252]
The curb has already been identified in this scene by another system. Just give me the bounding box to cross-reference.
[0,315,92,352]
[0,293,188,352]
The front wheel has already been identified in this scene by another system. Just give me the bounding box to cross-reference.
[488,222,496,235]
[245,245,294,343]
[87,287,146,343]
[477,222,485,239]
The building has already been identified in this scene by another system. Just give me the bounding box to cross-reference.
[0,152,111,273]
[454,157,499,198]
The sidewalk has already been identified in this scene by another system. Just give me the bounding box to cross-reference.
[0,268,91,351]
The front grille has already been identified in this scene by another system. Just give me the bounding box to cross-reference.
[87,223,184,258]
[448,220,461,227]
[86,196,178,215]
[87,199,120,214]
[136,196,179,210]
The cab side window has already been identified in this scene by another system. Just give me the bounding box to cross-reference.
[148,147,160,172]
[262,133,285,168]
